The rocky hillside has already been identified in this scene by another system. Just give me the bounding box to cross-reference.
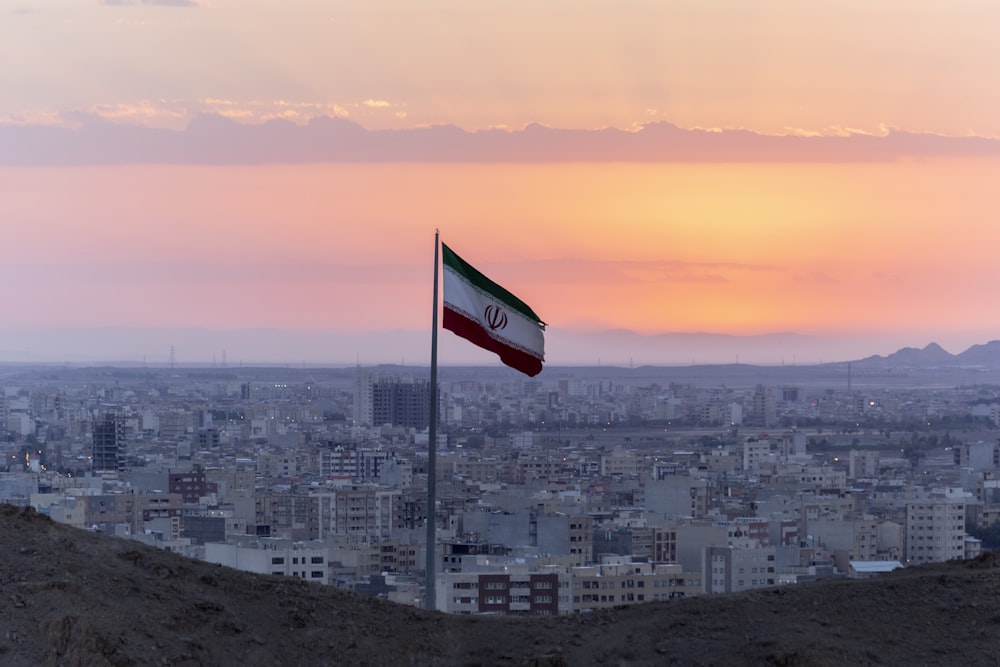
[2,504,999,666]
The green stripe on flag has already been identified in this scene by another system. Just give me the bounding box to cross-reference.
[442,243,545,326]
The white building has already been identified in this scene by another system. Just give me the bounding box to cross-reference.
[743,438,772,471]
[905,491,970,565]
[705,545,778,594]
[312,485,402,540]
[848,560,903,579]
[204,538,329,584]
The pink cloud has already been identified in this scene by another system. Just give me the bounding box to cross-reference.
[2,115,999,166]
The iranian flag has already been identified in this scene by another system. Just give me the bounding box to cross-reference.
[442,243,546,377]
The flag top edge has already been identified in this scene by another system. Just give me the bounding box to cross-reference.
[441,242,545,327]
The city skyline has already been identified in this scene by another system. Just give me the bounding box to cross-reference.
[2,2,998,365]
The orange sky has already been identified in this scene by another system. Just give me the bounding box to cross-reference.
[1,158,998,364]
[0,2,998,364]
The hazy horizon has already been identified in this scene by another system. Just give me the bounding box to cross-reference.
[0,325,991,368]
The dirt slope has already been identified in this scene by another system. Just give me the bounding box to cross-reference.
[1,505,998,666]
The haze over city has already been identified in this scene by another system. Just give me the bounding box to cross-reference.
[1,1,998,366]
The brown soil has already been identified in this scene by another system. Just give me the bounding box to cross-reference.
[1,505,998,666]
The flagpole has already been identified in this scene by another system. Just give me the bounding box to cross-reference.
[425,230,440,611]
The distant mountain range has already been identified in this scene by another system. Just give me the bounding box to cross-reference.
[856,341,1000,368]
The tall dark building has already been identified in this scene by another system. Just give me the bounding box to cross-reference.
[92,410,126,476]
[371,379,431,429]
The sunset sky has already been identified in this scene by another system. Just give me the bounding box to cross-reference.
[1,1,998,366]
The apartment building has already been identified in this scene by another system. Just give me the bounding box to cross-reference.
[84,492,184,539]
[705,545,778,594]
[905,492,969,564]
[569,556,701,610]
[436,569,562,615]
[313,485,404,540]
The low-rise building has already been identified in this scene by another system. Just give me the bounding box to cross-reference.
[204,538,329,584]
[568,556,701,610]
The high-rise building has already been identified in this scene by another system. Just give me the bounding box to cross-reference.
[92,410,126,476]
[354,369,432,429]
[353,368,376,426]
[747,384,776,427]
[372,378,431,429]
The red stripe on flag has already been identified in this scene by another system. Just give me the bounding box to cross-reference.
[443,308,543,377]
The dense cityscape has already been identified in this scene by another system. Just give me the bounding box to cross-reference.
[4,350,1000,615]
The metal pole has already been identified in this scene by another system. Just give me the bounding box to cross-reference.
[425,231,440,610]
